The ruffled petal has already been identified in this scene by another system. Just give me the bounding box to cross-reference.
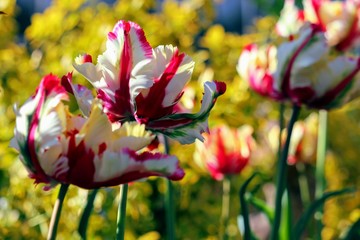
[111,122,154,151]
[310,56,360,108]
[237,44,280,99]
[11,74,68,186]
[73,54,103,87]
[87,148,184,189]
[274,24,328,104]
[79,100,112,150]
[145,81,226,144]
[135,45,194,123]
[61,72,94,117]
[74,21,154,122]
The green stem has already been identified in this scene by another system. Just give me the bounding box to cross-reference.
[220,176,231,240]
[270,105,301,240]
[165,179,175,240]
[278,103,285,162]
[78,188,99,240]
[47,183,69,240]
[163,135,176,240]
[239,172,259,240]
[314,110,328,240]
[116,184,128,240]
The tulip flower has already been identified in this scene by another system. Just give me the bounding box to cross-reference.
[237,44,283,100]
[73,20,226,145]
[287,114,318,165]
[274,23,360,109]
[276,0,305,39]
[304,0,360,51]
[195,125,254,181]
[277,0,360,51]
[11,74,184,190]
[268,113,318,165]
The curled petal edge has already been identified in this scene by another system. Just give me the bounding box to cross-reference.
[145,81,226,144]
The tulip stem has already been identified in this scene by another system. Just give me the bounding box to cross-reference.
[165,179,175,240]
[278,103,285,162]
[78,188,99,240]
[116,184,128,240]
[315,110,328,239]
[220,176,231,240]
[163,135,176,240]
[47,183,69,240]
[270,105,301,240]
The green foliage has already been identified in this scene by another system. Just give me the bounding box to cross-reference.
[0,0,359,239]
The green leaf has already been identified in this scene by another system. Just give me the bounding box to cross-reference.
[246,194,274,223]
[293,188,356,239]
[280,189,292,240]
[239,172,260,240]
[343,218,360,240]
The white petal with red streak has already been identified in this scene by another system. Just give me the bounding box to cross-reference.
[93,149,181,182]
[11,100,37,151]
[274,25,328,91]
[313,56,360,97]
[149,81,224,144]
[153,45,194,107]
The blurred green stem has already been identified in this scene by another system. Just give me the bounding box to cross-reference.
[116,184,128,240]
[278,103,285,162]
[78,188,99,240]
[220,176,231,240]
[270,105,301,240]
[163,135,176,240]
[47,183,69,240]
[165,179,175,240]
[315,110,328,239]
[239,172,259,240]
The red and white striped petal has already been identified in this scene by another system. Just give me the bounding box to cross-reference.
[274,24,328,104]
[274,23,360,108]
[11,74,68,187]
[237,44,280,99]
[74,20,154,121]
[61,72,94,117]
[87,149,184,189]
[134,45,194,123]
[310,56,360,108]
[152,45,194,107]
[195,125,253,181]
[145,81,226,144]
[332,0,360,51]
[304,0,360,51]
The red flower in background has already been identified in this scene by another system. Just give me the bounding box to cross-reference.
[277,0,360,51]
[195,125,255,181]
[274,24,360,109]
[237,44,283,100]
